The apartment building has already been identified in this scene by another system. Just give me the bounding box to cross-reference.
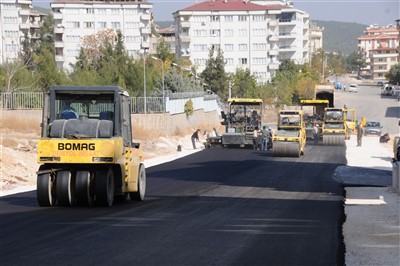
[51,0,153,72]
[0,0,45,64]
[358,24,399,80]
[174,0,311,82]
[309,22,323,56]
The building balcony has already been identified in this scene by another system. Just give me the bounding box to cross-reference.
[140,3,153,9]
[55,55,64,62]
[181,21,190,28]
[141,27,151,34]
[141,42,150,49]
[269,35,279,42]
[17,0,31,4]
[279,33,296,39]
[53,13,63,20]
[269,20,278,27]
[141,14,151,21]
[268,49,279,56]
[372,61,387,65]
[20,23,30,30]
[279,19,297,25]
[268,62,280,70]
[279,45,297,52]
[19,9,30,16]
[55,41,64,48]
[179,34,190,43]
[54,27,64,34]
[372,69,388,73]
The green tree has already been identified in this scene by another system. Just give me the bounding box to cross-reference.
[386,64,400,84]
[231,68,258,98]
[200,47,228,97]
[346,51,367,75]
[156,37,174,62]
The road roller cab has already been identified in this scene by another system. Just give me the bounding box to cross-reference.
[272,110,306,157]
[36,86,146,207]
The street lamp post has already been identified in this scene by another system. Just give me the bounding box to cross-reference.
[141,49,147,114]
[151,56,165,111]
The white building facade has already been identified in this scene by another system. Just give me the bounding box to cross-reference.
[51,0,153,72]
[174,1,283,83]
[0,0,44,64]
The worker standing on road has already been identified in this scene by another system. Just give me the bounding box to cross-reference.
[261,126,269,151]
[253,126,260,150]
[357,123,364,147]
[191,129,201,149]
[313,124,319,145]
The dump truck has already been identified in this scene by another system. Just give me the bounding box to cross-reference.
[219,98,263,148]
[36,86,145,207]
[321,107,349,145]
[315,84,334,107]
[272,110,306,157]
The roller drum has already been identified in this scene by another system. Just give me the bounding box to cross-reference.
[273,141,301,157]
[323,134,345,146]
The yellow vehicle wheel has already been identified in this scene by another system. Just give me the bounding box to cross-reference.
[130,164,146,201]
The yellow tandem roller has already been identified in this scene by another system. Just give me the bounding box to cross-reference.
[322,108,348,146]
[272,110,306,158]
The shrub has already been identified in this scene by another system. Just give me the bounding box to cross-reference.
[184,99,194,116]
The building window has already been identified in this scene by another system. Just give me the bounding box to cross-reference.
[253,57,267,65]
[210,29,220,37]
[225,58,234,65]
[66,49,80,57]
[193,30,207,37]
[224,44,234,51]
[65,21,80,29]
[193,44,208,52]
[252,28,266,36]
[238,44,247,51]
[238,15,247,21]
[125,36,141,43]
[253,15,266,21]
[192,16,208,22]
[65,35,80,42]
[211,15,219,22]
[238,29,247,37]
[253,72,267,78]
[5,44,18,52]
[84,22,94,28]
[126,22,140,28]
[224,16,233,22]
[111,9,120,15]
[97,22,107,28]
[96,8,107,14]
[111,22,121,29]
[224,29,234,37]
[86,8,94,14]
[125,9,138,14]
[211,44,220,51]
[253,43,266,51]
[2,4,16,9]
[4,31,18,38]
[239,58,248,65]
[4,17,17,24]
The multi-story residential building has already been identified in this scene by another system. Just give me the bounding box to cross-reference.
[150,24,176,55]
[174,0,311,82]
[309,22,323,56]
[51,0,153,72]
[0,0,44,64]
[358,24,399,80]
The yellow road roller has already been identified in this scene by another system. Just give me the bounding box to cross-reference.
[272,110,306,157]
[322,107,348,146]
[36,86,145,207]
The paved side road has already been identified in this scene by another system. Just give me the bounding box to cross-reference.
[337,136,400,266]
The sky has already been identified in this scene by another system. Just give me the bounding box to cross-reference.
[33,0,399,26]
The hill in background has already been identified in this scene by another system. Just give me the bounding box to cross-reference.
[312,20,367,55]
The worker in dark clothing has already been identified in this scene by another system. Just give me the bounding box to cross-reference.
[357,123,364,147]
[191,129,201,149]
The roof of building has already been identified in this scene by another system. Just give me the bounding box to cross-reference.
[180,0,285,12]
[358,33,399,40]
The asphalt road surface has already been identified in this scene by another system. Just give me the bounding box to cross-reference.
[1,144,346,265]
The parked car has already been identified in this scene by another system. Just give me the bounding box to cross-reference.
[348,84,358,92]
[377,81,384,87]
[364,121,382,136]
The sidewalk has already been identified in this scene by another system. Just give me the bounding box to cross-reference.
[338,136,400,266]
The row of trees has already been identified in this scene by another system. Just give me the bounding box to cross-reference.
[1,14,398,107]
